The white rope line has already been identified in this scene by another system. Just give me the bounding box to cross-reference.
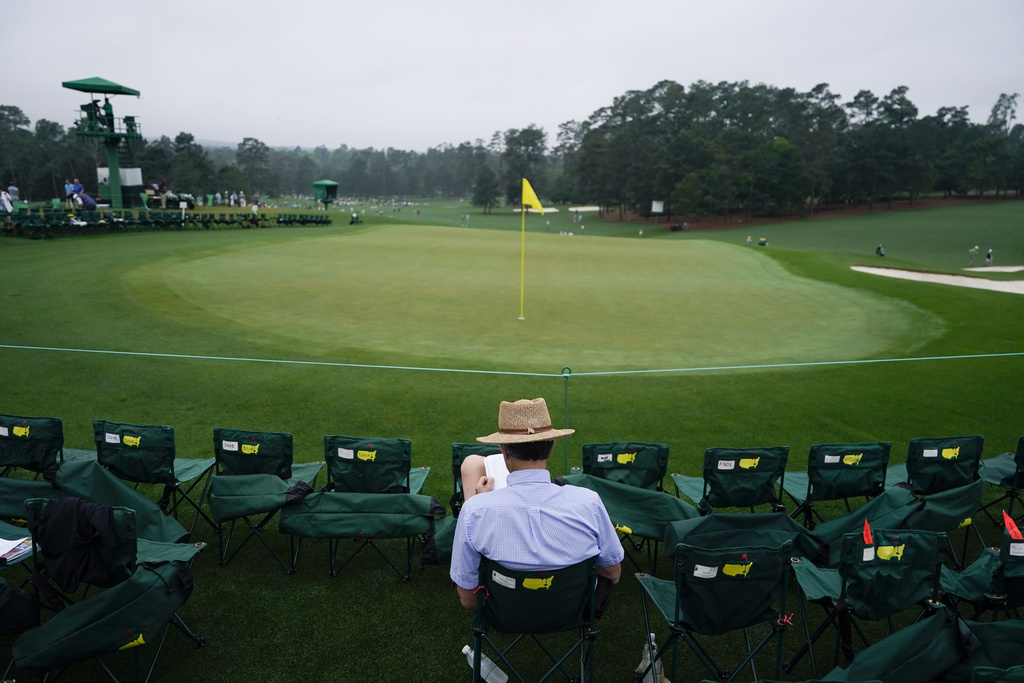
[1,344,1022,378]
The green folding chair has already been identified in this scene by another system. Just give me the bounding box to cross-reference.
[578,442,669,491]
[903,435,986,569]
[816,601,982,683]
[323,435,424,494]
[470,556,599,682]
[450,442,500,518]
[7,497,205,682]
[0,413,67,522]
[979,436,1024,526]
[207,427,323,571]
[784,442,892,529]
[574,442,671,573]
[784,527,947,678]
[941,523,1024,621]
[93,419,216,538]
[0,413,64,477]
[637,515,794,682]
[906,435,984,495]
[807,484,918,567]
[673,446,789,514]
[290,434,430,579]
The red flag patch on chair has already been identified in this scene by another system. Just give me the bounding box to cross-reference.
[1004,511,1023,540]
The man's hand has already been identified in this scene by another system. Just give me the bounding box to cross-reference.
[473,476,494,496]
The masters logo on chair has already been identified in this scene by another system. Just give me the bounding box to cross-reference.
[876,544,905,561]
[723,562,753,577]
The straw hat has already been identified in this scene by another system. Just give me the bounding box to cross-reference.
[477,398,575,444]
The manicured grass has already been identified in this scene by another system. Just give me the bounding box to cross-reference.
[120,226,933,372]
[1,200,1023,681]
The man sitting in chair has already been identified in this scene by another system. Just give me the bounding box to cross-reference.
[450,398,623,610]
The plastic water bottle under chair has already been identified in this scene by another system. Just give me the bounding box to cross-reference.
[462,644,509,683]
[636,632,669,683]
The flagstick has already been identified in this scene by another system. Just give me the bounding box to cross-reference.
[519,201,526,320]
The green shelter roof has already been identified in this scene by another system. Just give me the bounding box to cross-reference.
[62,77,140,96]
[313,179,339,187]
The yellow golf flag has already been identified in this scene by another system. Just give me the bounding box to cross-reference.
[522,178,544,215]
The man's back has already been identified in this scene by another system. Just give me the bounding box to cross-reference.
[450,469,622,590]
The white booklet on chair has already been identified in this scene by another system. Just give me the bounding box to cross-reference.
[0,537,33,563]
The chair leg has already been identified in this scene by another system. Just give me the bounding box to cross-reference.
[979,489,1018,527]
[637,580,678,683]
[290,536,302,574]
[680,630,725,680]
[240,515,294,574]
[785,601,837,675]
[216,519,234,566]
[218,512,292,573]
[744,627,757,682]
[471,631,483,682]
[329,537,417,581]
[170,474,216,539]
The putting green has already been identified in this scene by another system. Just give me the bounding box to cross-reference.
[126,225,940,372]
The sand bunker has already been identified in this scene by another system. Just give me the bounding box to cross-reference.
[964,266,1024,273]
[851,266,1024,295]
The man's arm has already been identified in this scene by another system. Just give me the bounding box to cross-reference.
[590,494,626,582]
[456,585,478,611]
[460,456,493,502]
[597,562,621,584]
[450,511,483,610]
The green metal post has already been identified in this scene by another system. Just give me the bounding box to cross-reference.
[562,366,572,475]
[105,141,123,209]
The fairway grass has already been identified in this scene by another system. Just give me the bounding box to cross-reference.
[124,226,939,372]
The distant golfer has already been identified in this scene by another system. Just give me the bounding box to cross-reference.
[875,244,885,257]
[73,192,96,211]
[969,245,979,266]
[986,248,993,266]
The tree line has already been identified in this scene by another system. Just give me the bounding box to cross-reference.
[554,81,1021,221]
[1,80,1020,220]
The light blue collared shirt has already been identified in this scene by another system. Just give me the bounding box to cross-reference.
[450,468,624,590]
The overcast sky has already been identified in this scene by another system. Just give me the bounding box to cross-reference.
[5,0,1023,152]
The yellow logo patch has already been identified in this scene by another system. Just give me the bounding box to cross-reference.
[958,517,973,529]
[123,435,142,447]
[876,544,905,561]
[942,446,959,460]
[615,524,632,534]
[616,452,637,464]
[241,443,260,455]
[739,457,759,470]
[13,426,30,437]
[842,454,862,465]
[723,562,752,577]
[357,450,376,462]
[523,576,553,590]
[119,634,145,650]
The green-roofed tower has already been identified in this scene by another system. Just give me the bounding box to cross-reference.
[62,77,143,208]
